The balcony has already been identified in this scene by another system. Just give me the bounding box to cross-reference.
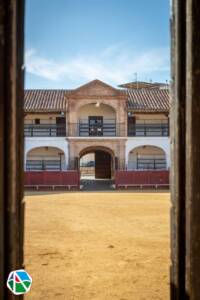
[68,121,125,137]
[24,121,169,137]
[24,124,66,137]
[128,123,169,137]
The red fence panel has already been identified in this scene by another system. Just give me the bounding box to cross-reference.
[115,170,169,188]
[24,171,80,188]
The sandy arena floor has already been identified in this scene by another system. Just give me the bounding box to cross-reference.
[24,191,170,300]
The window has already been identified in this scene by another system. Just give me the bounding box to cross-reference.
[35,118,40,124]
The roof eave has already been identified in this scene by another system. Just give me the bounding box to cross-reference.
[24,109,66,113]
[127,109,169,113]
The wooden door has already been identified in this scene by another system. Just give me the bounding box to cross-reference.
[56,117,66,136]
[95,151,111,179]
[89,116,103,136]
[128,116,136,136]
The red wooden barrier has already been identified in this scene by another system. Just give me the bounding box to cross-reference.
[24,171,80,189]
[115,170,169,189]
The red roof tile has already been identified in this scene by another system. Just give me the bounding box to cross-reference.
[24,88,170,112]
[118,81,169,89]
[24,90,70,112]
[124,88,170,112]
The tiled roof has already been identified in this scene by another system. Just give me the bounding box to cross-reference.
[24,90,71,112]
[118,81,169,90]
[124,88,170,112]
[24,88,170,112]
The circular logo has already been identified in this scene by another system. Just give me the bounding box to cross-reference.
[7,269,32,295]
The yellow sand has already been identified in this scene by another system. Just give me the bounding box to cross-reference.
[24,192,170,300]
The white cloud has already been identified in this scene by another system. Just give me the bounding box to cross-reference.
[25,46,170,85]
[25,49,66,80]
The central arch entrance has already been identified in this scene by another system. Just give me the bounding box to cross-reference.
[80,150,111,179]
[79,147,114,180]
[79,146,114,181]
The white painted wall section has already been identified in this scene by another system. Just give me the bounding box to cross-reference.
[24,137,69,170]
[126,137,170,169]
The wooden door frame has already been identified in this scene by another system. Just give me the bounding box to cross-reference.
[88,116,103,136]
[171,0,200,298]
[0,0,25,299]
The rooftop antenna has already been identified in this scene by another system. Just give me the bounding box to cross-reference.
[134,73,138,89]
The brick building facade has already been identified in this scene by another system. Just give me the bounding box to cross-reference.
[24,79,170,180]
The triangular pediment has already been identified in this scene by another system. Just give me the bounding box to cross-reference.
[70,79,123,97]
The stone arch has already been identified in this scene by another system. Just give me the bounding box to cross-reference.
[79,145,115,158]
[25,145,67,170]
[79,145,115,179]
[125,138,170,168]
[24,138,69,170]
[69,139,126,171]
[74,100,117,115]
[67,99,125,131]
[127,145,167,170]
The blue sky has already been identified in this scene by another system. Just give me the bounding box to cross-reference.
[25,0,170,89]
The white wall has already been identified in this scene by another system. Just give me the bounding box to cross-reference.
[134,113,168,124]
[126,137,170,169]
[24,137,69,170]
[24,113,65,124]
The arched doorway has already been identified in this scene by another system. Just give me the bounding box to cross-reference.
[26,146,66,170]
[79,146,114,180]
[77,103,116,137]
[128,145,166,170]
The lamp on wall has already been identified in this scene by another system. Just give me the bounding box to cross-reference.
[95,102,100,108]
[60,111,65,116]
